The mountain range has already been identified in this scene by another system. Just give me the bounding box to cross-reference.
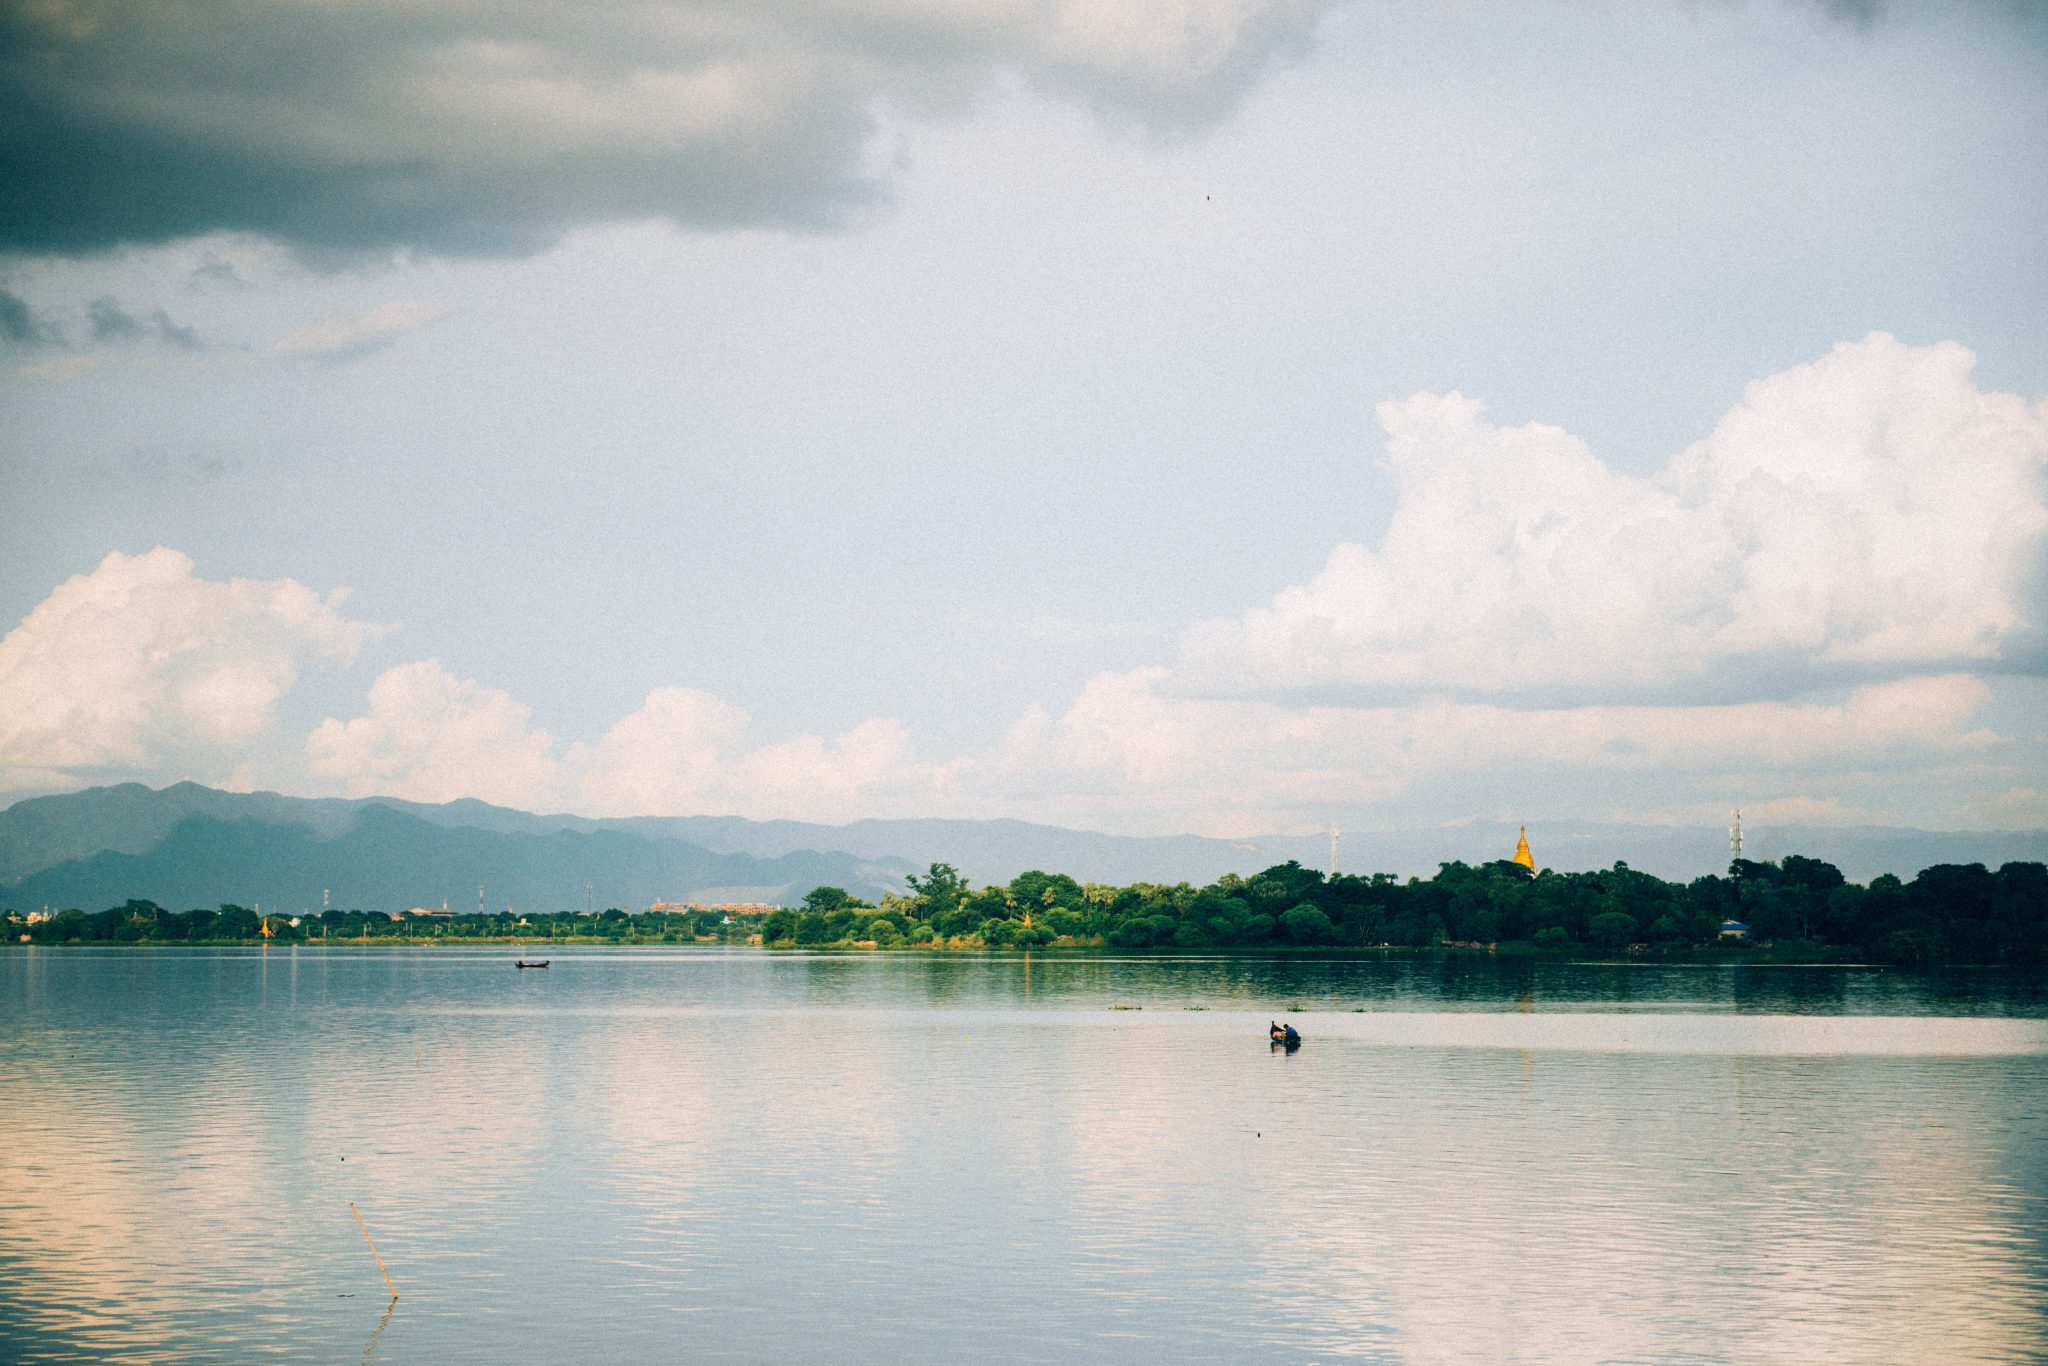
[2,782,2042,916]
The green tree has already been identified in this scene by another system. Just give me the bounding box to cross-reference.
[1280,904,1336,945]
[1007,871,1083,912]
[1648,915,1687,944]
[905,863,967,916]
[1587,911,1638,953]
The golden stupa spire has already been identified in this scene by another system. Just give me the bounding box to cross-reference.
[1512,825,1535,871]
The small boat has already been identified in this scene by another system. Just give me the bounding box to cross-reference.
[515,960,550,969]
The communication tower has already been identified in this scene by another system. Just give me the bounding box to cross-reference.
[1730,809,1743,860]
[1330,827,1340,878]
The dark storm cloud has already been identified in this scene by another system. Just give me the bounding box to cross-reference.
[153,310,202,350]
[86,296,204,350]
[0,288,49,345]
[0,0,1329,260]
[88,297,140,342]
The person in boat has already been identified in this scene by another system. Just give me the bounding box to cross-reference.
[1282,1023,1300,1046]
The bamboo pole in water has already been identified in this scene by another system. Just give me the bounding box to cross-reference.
[350,1202,398,1300]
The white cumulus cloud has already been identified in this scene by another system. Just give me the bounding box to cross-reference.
[0,548,389,792]
[569,685,961,822]
[14,331,2043,837]
[972,665,2006,833]
[1181,335,2048,705]
[304,660,562,808]
[305,667,961,823]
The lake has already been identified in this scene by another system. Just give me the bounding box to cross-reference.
[4,947,2046,1364]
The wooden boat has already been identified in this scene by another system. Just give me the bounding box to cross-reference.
[515,960,550,969]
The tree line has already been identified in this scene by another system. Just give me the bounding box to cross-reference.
[762,855,2048,967]
[10,854,2045,966]
[5,904,741,945]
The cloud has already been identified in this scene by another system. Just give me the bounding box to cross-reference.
[14,332,2044,832]
[87,297,203,349]
[570,686,961,822]
[306,666,961,822]
[0,288,53,345]
[305,660,561,808]
[0,549,391,792]
[153,309,202,350]
[0,0,1329,258]
[86,297,138,342]
[2,289,200,366]
[1959,786,2048,830]
[964,665,2006,831]
[1181,335,2048,706]
[270,301,452,362]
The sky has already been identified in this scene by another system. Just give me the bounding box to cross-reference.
[2,0,2045,839]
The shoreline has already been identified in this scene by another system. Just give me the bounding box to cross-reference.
[0,938,1903,967]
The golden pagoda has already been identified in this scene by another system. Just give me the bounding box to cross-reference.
[1512,825,1535,871]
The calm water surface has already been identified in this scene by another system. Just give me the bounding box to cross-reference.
[4,948,2046,1365]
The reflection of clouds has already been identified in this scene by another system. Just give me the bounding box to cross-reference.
[4,952,2047,1365]
[1234,1044,2048,1365]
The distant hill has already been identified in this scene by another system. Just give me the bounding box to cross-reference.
[0,789,915,916]
[0,784,1301,896]
[504,812,2046,887]
[2,783,2041,916]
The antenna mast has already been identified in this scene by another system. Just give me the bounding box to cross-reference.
[1730,808,1743,860]
[1330,826,1340,878]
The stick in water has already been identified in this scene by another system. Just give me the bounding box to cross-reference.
[351,1201,398,1300]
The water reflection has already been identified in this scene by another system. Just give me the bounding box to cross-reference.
[0,947,2043,1365]
[723,949,2048,1018]
[362,1299,395,1365]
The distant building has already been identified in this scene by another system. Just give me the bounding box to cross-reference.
[1512,826,1535,871]
[1719,920,1750,941]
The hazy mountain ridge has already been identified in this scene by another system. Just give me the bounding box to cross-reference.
[3,784,2042,916]
[3,805,917,916]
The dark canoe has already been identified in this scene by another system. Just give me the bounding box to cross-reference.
[515,960,550,969]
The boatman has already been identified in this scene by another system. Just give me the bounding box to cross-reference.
[1282,1023,1300,1046]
